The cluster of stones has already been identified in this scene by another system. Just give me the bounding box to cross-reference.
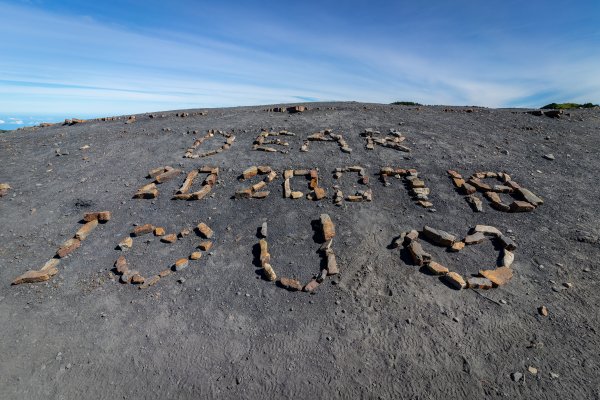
[526,109,562,118]
[133,166,183,199]
[265,106,307,113]
[260,214,338,293]
[63,118,86,125]
[283,169,327,200]
[301,129,352,153]
[0,183,11,197]
[332,166,372,205]
[398,225,516,290]
[379,168,433,208]
[173,166,219,200]
[114,222,214,289]
[252,129,295,153]
[12,211,111,285]
[235,166,277,199]
[184,129,235,159]
[361,128,410,152]
[448,170,544,213]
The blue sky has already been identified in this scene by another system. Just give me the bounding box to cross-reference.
[1,0,599,130]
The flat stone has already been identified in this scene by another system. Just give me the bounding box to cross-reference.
[510,200,535,212]
[74,219,98,241]
[517,188,544,206]
[313,187,326,200]
[418,200,433,208]
[405,230,419,243]
[190,252,202,260]
[154,168,182,183]
[198,241,213,251]
[320,214,336,241]
[118,237,133,250]
[139,275,160,289]
[449,241,465,252]
[12,268,58,285]
[444,272,466,290]
[538,305,549,317]
[425,261,449,275]
[543,153,555,160]
[279,277,303,291]
[466,194,483,211]
[326,252,339,275]
[174,258,189,271]
[422,226,456,246]
[479,266,513,286]
[178,228,191,238]
[56,238,81,258]
[290,191,303,199]
[252,191,270,199]
[260,222,268,238]
[447,170,462,179]
[154,227,165,236]
[497,235,517,250]
[501,249,515,268]
[83,211,111,222]
[303,279,320,292]
[462,182,477,195]
[263,263,277,281]
[131,274,145,284]
[473,225,502,237]
[40,258,60,272]
[467,277,493,289]
[161,234,177,243]
[241,166,258,180]
[158,269,172,278]
[114,256,128,274]
[196,222,214,238]
[132,224,154,236]
[464,232,486,245]
[407,241,431,266]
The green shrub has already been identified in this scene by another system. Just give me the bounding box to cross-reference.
[391,101,423,106]
[541,102,598,109]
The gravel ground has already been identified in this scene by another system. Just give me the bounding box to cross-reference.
[0,102,599,399]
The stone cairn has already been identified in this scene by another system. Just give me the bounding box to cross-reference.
[396,225,516,290]
[252,129,295,153]
[184,129,235,159]
[114,221,214,289]
[301,129,352,153]
[379,167,433,208]
[12,211,111,285]
[448,170,544,212]
[361,128,410,152]
[235,166,277,199]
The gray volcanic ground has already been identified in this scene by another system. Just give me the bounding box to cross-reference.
[0,102,599,399]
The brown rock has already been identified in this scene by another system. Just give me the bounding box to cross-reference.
[114,256,128,275]
[479,266,513,286]
[154,168,182,183]
[132,224,154,236]
[484,191,502,204]
[158,269,172,278]
[517,188,544,206]
[174,258,189,271]
[75,219,98,241]
[177,170,199,194]
[194,222,212,239]
[444,272,466,290]
[407,241,431,266]
[190,251,202,260]
[131,274,145,284]
[425,261,449,275]
[464,232,486,245]
[467,277,493,289]
[326,252,339,275]
[422,226,456,247]
[154,227,165,236]
[83,211,111,222]
[263,263,277,281]
[450,241,465,252]
[179,228,191,238]
[188,185,213,200]
[118,236,133,250]
[465,194,483,212]
[12,268,58,285]
[279,277,303,291]
[510,200,535,212]
[252,191,270,199]
[418,200,434,208]
[40,258,60,272]
[405,230,419,243]
[251,181,266,192]
[161,234,177,243]
[290,191,304,199]
[447,170,462,179]
[497,235,517,250]
[133,187,159,199]
[242,166,258,180]
[56,238,81,258]
[490,201,511,212]
[312,187,326,200]
[139,275,160,289]
[538,305,549,317]
[198,241,213,251]
[452,177,465,188]
[473,225,502,237]
[235,188,253,199]
[303,279,320,292]
[501,249,515,268]
[468,178,492,191]
[148,167,167,178]
[320,214,336,241]
[462,182,477,195]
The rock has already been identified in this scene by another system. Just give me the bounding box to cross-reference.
[154,168,182,183]
[252,191,270,199]
[467,178,492,191]
[312,186,327,200]
[528,366,538,375]
[303,279,320,292]
[190,252,202,260]
[114,256,128,275]
[174,258,189,271]
[450,241,465,252]
[131,274,145,284]
[479,266,513,286]
[40,258,60,272]
[538,305,549,316]
[466,194,483,212]
[290,191,304,199]
[320,214,336,241]
[241,166,258,180]
[405,230,419,243]
[154,227,165,236]
[263,263,277,281]
[511,372,523,382]
[139,275,160,289]
[407,241,431,266]
[326,252,339,275]
[517,188,544,206]
[425,261,449,275]
[497,235,517,250]
[74,219,98,241]
[464,232,486,245]
[132,224,154,237]
[421,226,456,246]
[279,278,303,291]
[563,282,573,288]
[259,239,270,266]
[467,277,493,289]
[501,249,515,268]
[473,225,502,237]
[12,268,58,285]
[510,200,535,212]
[196,222,214,238]
[158,269,171,278]
[56,238,81,258]
[543,153,555,160]
[444,272,466,290]
[198,241,213,251]
[260,222,268,238]
[161,234,177,243]
[118,237,133,250]
[83,211,111,223]
[462,182,477,195]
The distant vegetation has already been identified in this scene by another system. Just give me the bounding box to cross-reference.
[391,101,423,106]
[541,102,598,110]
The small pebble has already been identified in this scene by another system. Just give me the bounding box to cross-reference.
[511,372,523,382]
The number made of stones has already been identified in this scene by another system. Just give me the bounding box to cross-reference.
[332,166,372,205]
[256,214,338,293]
[396,225,517,290]
[183,129,235,158]
[234,166,277,199]
[283,169,327,200]
[300,129,352,153]
[252,129,295,153]
[361,128,410,152]
[172,166,219,200]
[113,221,214,289]
[447,170,543,213]
[379,167,433,208]
[11,212,111,285]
